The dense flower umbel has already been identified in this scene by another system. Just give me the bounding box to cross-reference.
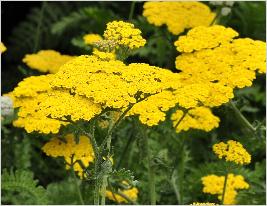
[83,33,103,45]
[213,140,251,165]
[42,134,94,178]
[175,26,266,89]
[106,181,138,203]
[103,21,146,49]
[143,2,215,35]
[175,25,239,53]
[0,42,7,53]
[171,107,220,132]
[23,50,75,73]
[202,174,249,204]
[10,55,191,133]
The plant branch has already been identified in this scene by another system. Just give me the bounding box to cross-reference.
[229,100,256,132]
[221,173,228,205]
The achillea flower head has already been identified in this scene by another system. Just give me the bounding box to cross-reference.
[212,140,251,165]
[143,2,215,35]
[42,134,94,178]
[175,25,266,106]
[106,181,138,203]
[202,174,249,204]
[0,42,7,53]
[103,21,146,49]
[174,25,239,53]
[171,107,220,133]
[83,33,103,45]
[23,50,75,73]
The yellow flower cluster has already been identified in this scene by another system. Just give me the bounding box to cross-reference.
[171,107,220,132]
[175,26,266,89]
[202,174,249,204]
[106,182,138,203]
[175,25,239,53]
[0,42,7,53]
[213,140,251,165]
[171,25,266,132]
[42,134,94,178]
[10,54,190,132]
[83,33,103,45]
[103,21,146,49]
[143,2,215,35]
[22,50,75,73]
[8,74,102,134]
[191,202,218,205]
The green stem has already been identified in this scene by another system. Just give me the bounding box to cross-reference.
[221,173,228,205]
[128,1,136,21]
[139,123,156,205]
[229,101,256,132]
[210,7,222,26]
[33,1,46,52]
[74,124,100,205]
[71,168,85,205]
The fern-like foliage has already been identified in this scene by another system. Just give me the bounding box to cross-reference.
[6,2,76,61]
[51,6,118,36]
[1,169,48,205]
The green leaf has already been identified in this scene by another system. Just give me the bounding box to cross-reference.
[1,169,48,204]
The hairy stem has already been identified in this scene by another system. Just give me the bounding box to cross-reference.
[221,173,228,205]
[229,101,256,132]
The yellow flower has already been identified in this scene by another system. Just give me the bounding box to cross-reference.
[175,26,266,91]
[0,42,7,53]
[103,20,146,49]
[202,174,249,204]
[143,2,215,35]
[174,25,239,53]
[42,134,94,178]
[106,182,138,203]
[171,107,220,133]
[23,50,75,73]
[83,33,103,45]
[213,140,251,165]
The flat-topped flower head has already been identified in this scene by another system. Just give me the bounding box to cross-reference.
[143,2,215,35]
[23,50,75,73]
[103,20,146,49]
[83,33,103,45]
[175,25,239,53]
[213,140,251,165]
[202,173,249,204]
[42,134,94,178]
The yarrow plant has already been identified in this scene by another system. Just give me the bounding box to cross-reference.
[2,1,266,205]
